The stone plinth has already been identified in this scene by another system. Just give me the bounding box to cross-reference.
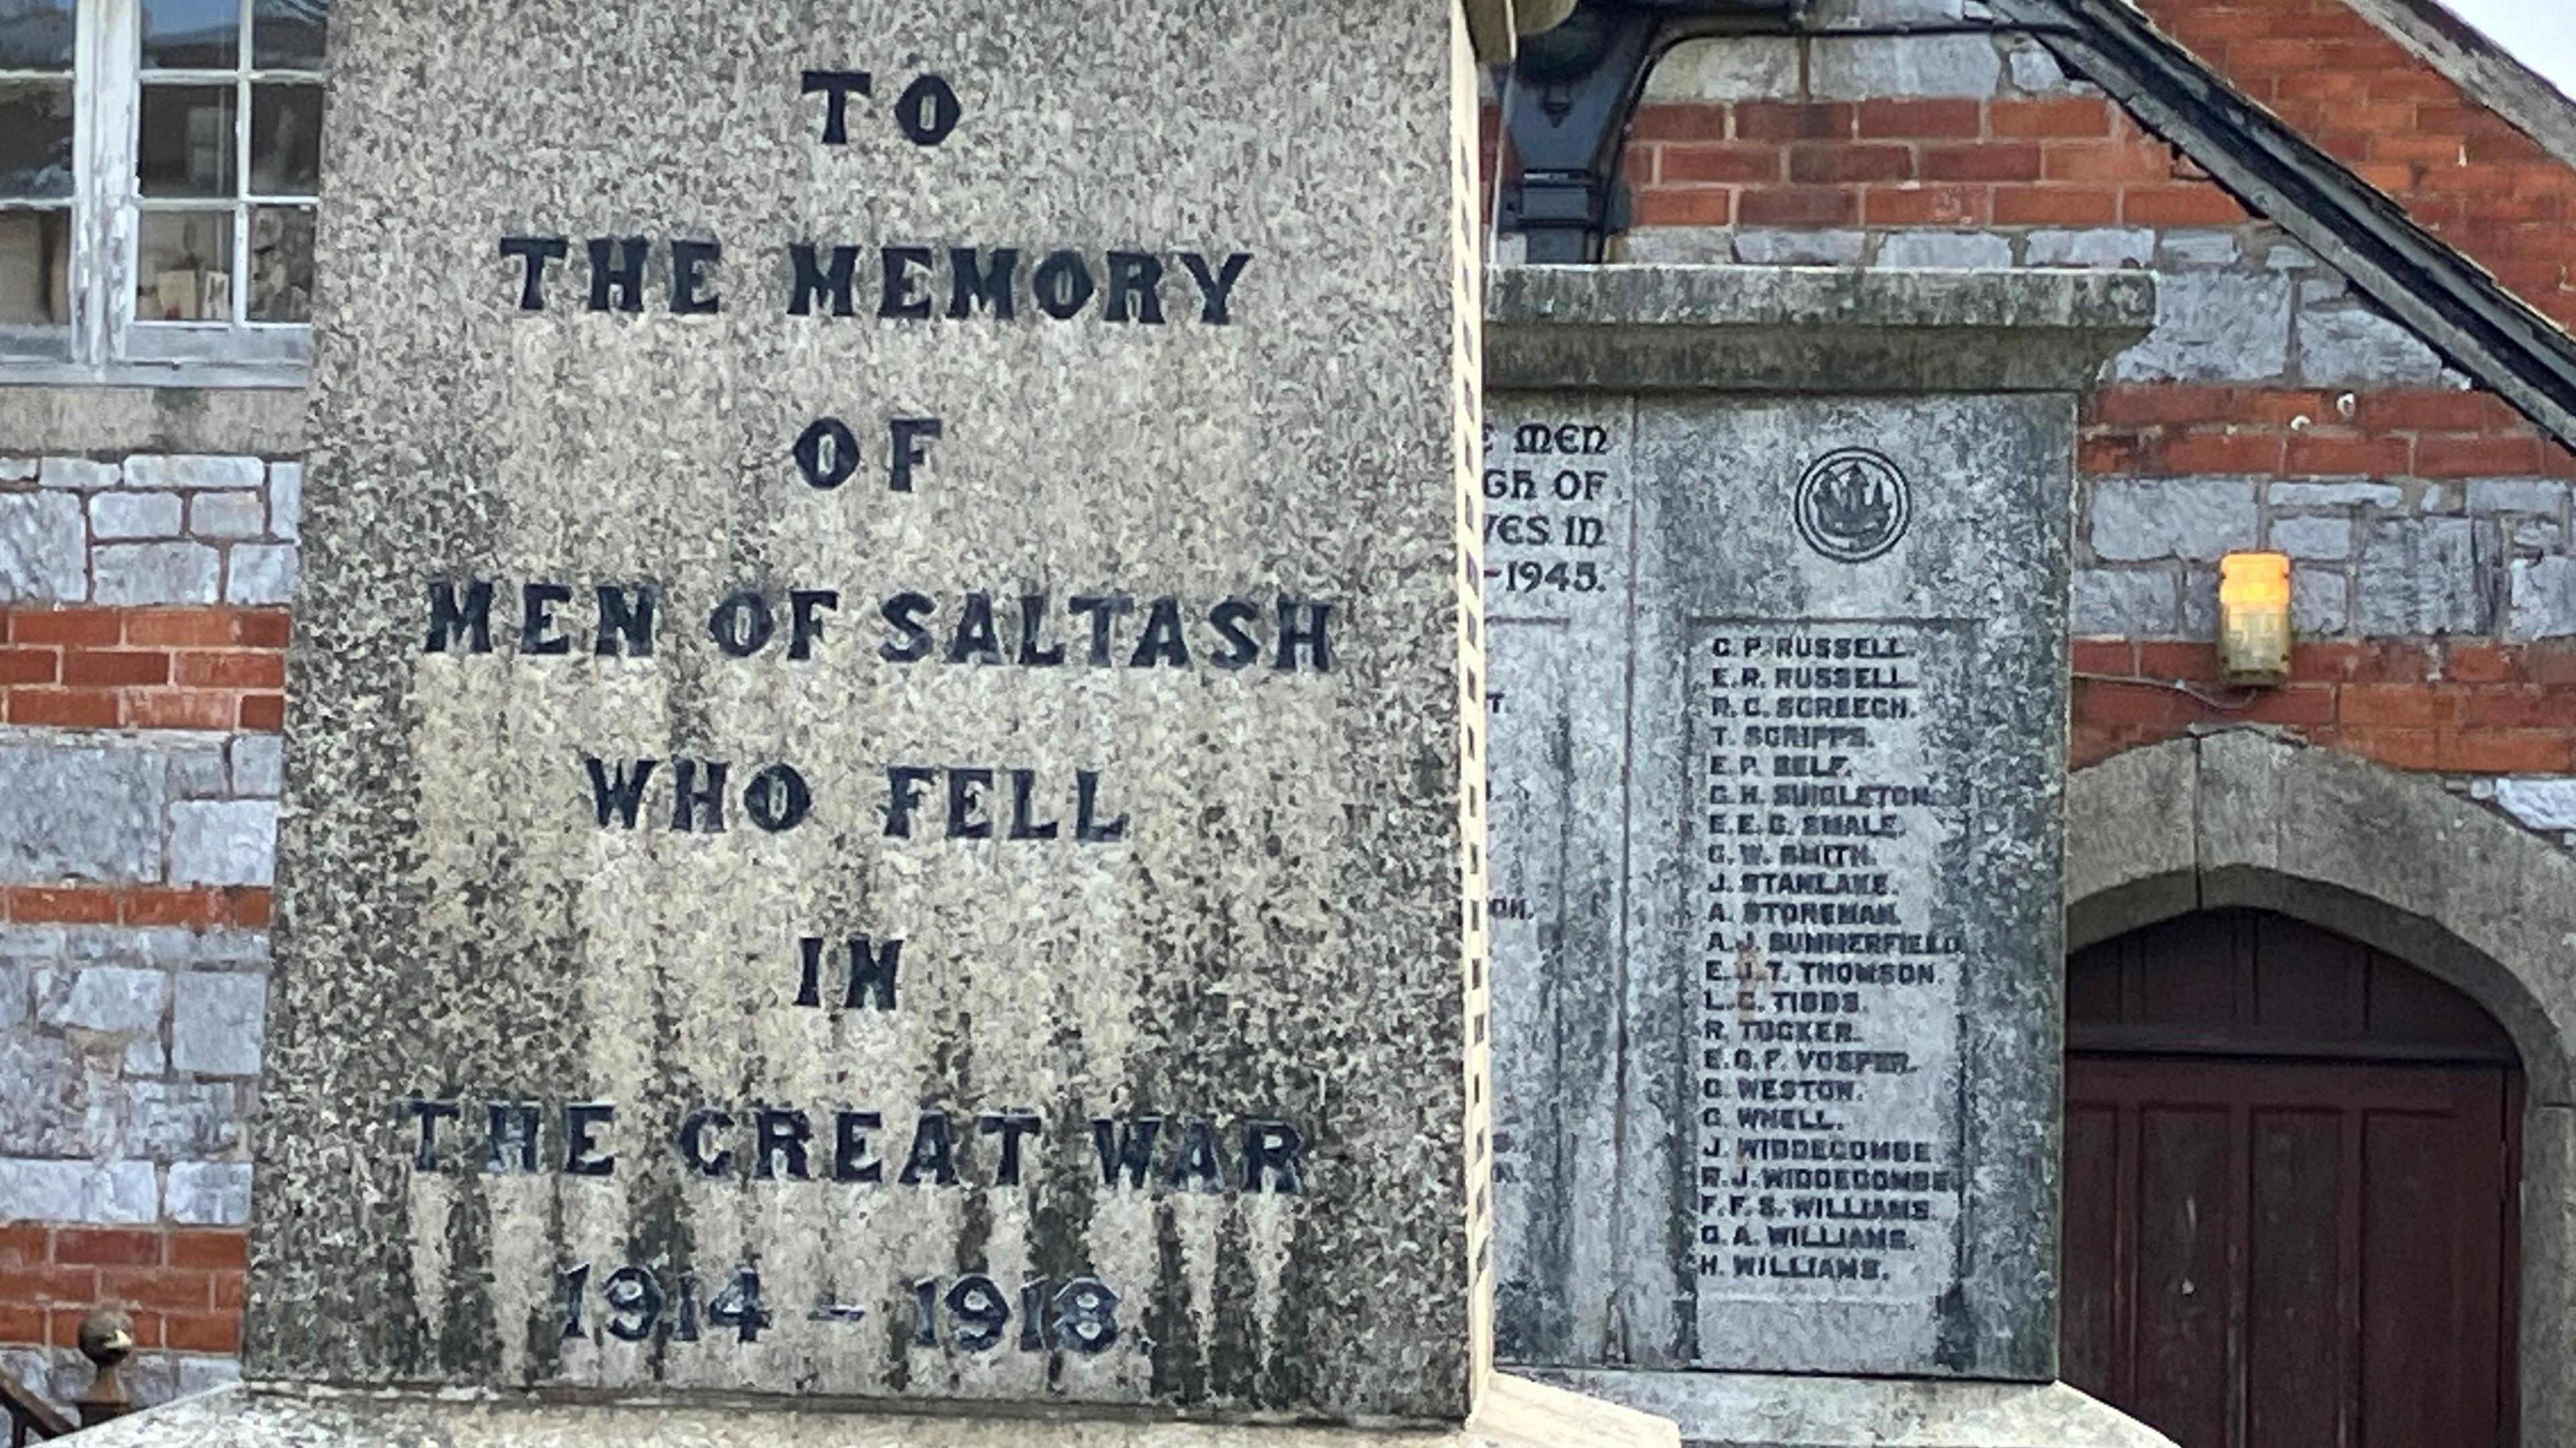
[1479,265,2155,1437]
[49,1374,1682,1448]
[252,0,1533,1431]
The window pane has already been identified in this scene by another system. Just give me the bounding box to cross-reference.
[252,0,326,70]
[0,0,75,70]
[248,205,311,321]
[250,83,320,194]
[0,207,70,324]
[142,0,239,68]
[138,209,235,321]
[140,85,237,197]
[0,80,73,199]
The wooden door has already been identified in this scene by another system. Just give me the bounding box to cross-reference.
[2061,912,2520,1448]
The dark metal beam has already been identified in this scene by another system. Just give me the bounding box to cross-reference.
[1497,1,1794,264]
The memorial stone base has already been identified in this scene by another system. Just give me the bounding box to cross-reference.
[57,1374,1678,1448]
[1525,1370,2171,1448]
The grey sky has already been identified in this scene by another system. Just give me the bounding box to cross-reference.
[2436,0,2576,96]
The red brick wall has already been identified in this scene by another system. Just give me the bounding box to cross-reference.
[1626,95,2251,231]
[0,607,288,733]
[2137,0,2576,327]
[2081,386,2576,483]
[2074,638,2576,771]
[0,1225,246,1357]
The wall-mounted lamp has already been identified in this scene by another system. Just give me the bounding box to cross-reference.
[2218,551,2292,687]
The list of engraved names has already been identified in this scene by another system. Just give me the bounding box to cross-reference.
[1693,621,1966,1302]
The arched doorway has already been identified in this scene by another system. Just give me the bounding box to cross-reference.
[2059,908,2522,1447]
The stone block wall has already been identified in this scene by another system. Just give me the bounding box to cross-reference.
[0,451,288,1408]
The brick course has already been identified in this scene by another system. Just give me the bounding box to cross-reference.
[0,607,288,732]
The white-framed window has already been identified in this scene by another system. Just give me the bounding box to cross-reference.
[1,0,325,386]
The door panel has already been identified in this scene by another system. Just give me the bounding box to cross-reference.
[2063,1058,2513,1448]
[2245,1111,2340,1448]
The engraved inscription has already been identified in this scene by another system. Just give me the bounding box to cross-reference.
[1691,621,1966,1320]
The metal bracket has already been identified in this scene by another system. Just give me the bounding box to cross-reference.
[1497,0,1795,264]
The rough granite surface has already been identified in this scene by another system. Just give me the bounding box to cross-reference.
[1480,272,2137,1384]
[260,0,1489,1424]
[41,1375,1682,1448]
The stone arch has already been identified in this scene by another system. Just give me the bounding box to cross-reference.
[2069,728,2576,1442]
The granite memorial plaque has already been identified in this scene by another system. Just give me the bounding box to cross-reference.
[1481,268,2150,1400]
[1489,391,2059,1378]
[253,0,1499,1424]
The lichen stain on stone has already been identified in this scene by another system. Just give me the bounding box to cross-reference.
[439,1180,499,1378]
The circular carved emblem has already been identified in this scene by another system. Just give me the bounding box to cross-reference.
[1793,447,1911,564]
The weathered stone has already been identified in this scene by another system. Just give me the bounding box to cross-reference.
[1617,228,1733,266]
[164,1160,254,1225]
[1811,35,2002,99]
[172,972,266,1076]
[0,1158,157,1225]
[1486,268,2131,1389]
[230,735,286,797]
[0,491,87,603]
[1644,37,1800,101]
[2089,477,2259,561]
[2006,40,2070,94]
[93,541,221,605]
[2292,565,2350,634]
[165,742,232,800]
[166,801,277,887]
[2268,480,2404,507]
[1488,266,2153,394]
[1529,1370,2174,1448]
[2467,477,2569,515]
[0,458,35,483]
[52,927,151,966]
[2263,241,2318,271]
[0,1034,87,1158]
[18,1376,1682,1448]
[2497,778,2576,834]
[123,455,264,491]
[2114,272,2292,383]
[2355,516,2500,635]
[38,457,117,490]
[187,491,269,541]
[1732,229,1868,267]
[2510,555,2576,640]
[0,744,167,881]
[2153,230,2242,268]
[2296,302,2449,386]
[181,930,270,970]
[255,0,1502,1426]
[91,491,184,541]
[224,544,297,604]
[2181,565,2220,638]
[124,1034,168,1076]
[0,966,24,1029]
[1876,230,2013,269]
[118,1080,242,1157]
[0,926,62,966]
[267,461,303,540]
[2267,514,2353,560]
[2072,566,2180,634]
[2024,228,2153,268]
[42,966,168,1034]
